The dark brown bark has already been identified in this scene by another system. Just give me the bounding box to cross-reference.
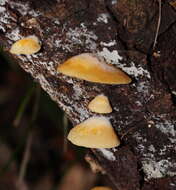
[0,0,176,189]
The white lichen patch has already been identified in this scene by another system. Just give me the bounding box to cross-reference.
[42,61,56,76]
[148,145,156,153]
[136,81,149,94]
[133,118,176,180]
[136,81,152,101]
[100,40,116,47]
[26,54,57,76]
[159,144,173,156]
[0,6,5,12]
[170,182,176,187]
[6,27,21,41]
[98,47,151,79]
[98,47,122,63]
[135,101,142,106]
[54,19,60,25]
[0,3,16,32]
[135,81,155,104]
[54,39,62,47]
[97,13,110,24]
[18,51,57,77]
[58,23,98,52]
[72,83,84,100]
[142,159,176,179]
[0,0,7,6]
[155,119,176,144]
[122,62,151,79]
[72,102,90,123]
[98,148,116,161]
[10,1,40,16]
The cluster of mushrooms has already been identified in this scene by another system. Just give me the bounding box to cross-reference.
[10,36,132,190]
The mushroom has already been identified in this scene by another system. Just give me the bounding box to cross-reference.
[57,53,131,84]
[88,94,112,114]
[67,116,120,148]
[91,186,112,190]
[10,35,41,55]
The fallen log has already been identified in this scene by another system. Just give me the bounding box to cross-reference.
[0,0,176,189]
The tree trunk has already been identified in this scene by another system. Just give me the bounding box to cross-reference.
[0,0,176,189]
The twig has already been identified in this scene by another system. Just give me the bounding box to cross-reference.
[121,126,137,140]
[0,84,39,176]
[13,85,34,127]
[17,132,33,186]
[17,85,41,187]
[153,0,162,50]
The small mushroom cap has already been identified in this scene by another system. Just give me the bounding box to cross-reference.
[67,117,120,148]
[91,186,112,190]
[57,53,131,84]
[10,35,41,55]
[88,94,112,114]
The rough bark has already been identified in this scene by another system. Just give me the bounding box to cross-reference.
[0,0,176,189]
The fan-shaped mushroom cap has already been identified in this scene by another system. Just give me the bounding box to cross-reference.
[88,94,112,114]
[10,35,41,55]
[57,53,131,84]
[67,117,120,148]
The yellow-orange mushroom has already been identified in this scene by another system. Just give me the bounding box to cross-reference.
[67,117,120,148]
[88,94,112,114]
[57,53,131,84]
[10,35,41,55]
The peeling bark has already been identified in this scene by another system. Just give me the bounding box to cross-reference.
[0,0,176,189]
